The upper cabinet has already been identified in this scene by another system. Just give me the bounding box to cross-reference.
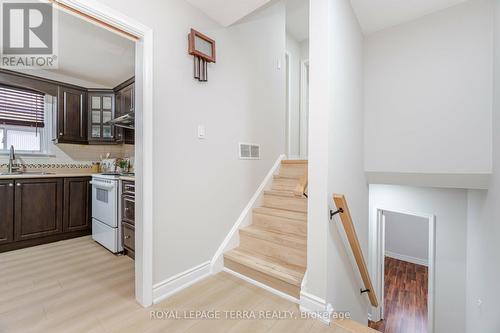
[55,86,87,144]
[87,91,116,144]
[115,79,135,144]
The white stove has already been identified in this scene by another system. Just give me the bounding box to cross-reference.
[91,174,121,253]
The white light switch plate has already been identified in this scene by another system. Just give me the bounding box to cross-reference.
[197,125,206,139]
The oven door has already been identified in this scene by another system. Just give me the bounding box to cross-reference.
[91,178,118,228]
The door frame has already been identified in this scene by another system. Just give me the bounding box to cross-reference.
[373,207,435,333]
[58,0,154,307]
[299,59,309,159]
[285,51,292,157]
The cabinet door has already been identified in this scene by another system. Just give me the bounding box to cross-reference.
[58,86,87,143]
[88,92,116,143]
[14,178,63,241]
[63,177,91,232]
[0,180,14,245]
[121,83,135,144]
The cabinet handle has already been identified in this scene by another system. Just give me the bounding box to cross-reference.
[59,132,63,136]
[125,207,129,211]
[16,183,21,187]
[8,183,13,187]
[124,235,131,239]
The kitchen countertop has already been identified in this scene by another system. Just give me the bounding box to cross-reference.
[0,172,96,180]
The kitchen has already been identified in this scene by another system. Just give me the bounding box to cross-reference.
[0,5,140,317]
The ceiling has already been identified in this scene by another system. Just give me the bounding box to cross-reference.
[350,0,467,34]
[7,8,135,88]
[185,0,273,27]
[286,0,309,42]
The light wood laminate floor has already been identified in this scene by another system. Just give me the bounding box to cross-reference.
[0,236,373,333]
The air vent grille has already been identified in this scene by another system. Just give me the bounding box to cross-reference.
[239,143,260,160]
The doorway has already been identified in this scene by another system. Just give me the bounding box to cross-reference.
[285,0,309,159]
[55,0,154,307]
[371,209,435,333]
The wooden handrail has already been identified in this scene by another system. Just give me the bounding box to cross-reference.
[294,164,308,197]
[332,194,378,307]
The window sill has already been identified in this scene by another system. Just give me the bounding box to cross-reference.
[0,152,56,158]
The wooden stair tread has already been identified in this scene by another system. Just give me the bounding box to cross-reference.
[241,225,306,248]
[264,190,306,198]
[224,249,305,286]
[253,207,307,222]
[281,160,308,164]
[273,174,301,180]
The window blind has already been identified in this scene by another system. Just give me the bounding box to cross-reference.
[0,85,45,128]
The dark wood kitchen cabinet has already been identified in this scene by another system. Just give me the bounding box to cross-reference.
[55,86,87,144]
[115,79,135,144]
[14,178,64,241]
[88,91,116,144]
[0,176,91,253]
[63,177,91,232]
[0,180,14,245]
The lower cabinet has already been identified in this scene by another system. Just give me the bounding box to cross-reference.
[15,178,64,241]
[64,177,91,232]
[0,180,14,245]
[0,177,91,252]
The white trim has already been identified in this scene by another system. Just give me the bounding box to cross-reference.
[210,154,286,273]
[223,267,299,304]
[385,251,428,267]
[299,290,333,325]
[285,51,291,157]
[372,207,435,333]
[299,59,309,159]
[60,0,154,307]
[153,261,211,304]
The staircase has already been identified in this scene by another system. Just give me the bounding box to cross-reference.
[223,160,308,298]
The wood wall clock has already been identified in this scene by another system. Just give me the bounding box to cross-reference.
[188,28,216,82]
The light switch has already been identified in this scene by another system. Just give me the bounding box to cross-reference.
[197,125,206,139]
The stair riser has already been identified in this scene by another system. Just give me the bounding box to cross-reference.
[253,213,307,237]
[279,164,307,178]
[271,178,298,191]
[239,235,306,267]
[224,258,300,298]
[263,194,307,213]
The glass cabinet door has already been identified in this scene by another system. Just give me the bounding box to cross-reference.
[88,92,114,142]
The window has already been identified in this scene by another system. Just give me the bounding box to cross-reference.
[0,85,47,154]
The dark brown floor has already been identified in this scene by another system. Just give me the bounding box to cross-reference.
[369,257,428,333]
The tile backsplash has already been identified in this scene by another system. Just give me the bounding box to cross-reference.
[0,143,135,169]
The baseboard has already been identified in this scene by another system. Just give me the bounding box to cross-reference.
[210,154,286,273]
[153,261,211,304]
[223,267,299,304]
[385,251,428,267]
[299,290,333,325]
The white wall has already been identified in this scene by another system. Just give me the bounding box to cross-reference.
[364,0,493,176]
[326,0,367,324]
[306,0,368,324]
[384,211,429,265]
[98,0,286,285]
[286,33,301,157]
[369,184,467,333]
[464,2,500,332]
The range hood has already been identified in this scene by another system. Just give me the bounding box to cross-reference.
[107,113,134,129]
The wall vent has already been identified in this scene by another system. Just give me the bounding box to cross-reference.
[239,143,260,160]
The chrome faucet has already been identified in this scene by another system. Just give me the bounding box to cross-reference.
[8,145,19,173]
